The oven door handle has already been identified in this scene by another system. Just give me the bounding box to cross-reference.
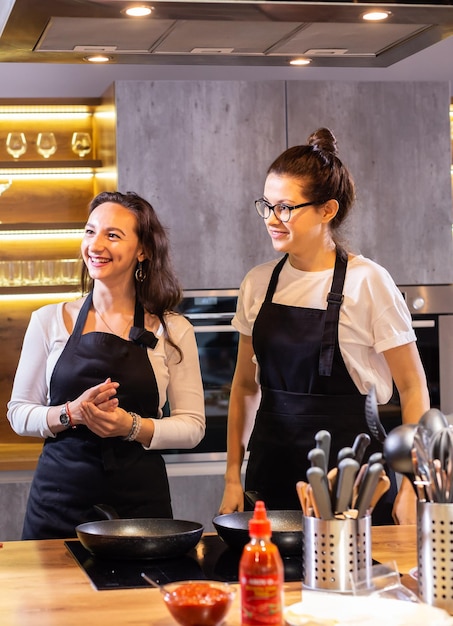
[184,312,234,320]
[193,325,237,333]
[412,320,436,328]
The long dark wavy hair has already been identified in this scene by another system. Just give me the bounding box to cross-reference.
[81,190,183,358]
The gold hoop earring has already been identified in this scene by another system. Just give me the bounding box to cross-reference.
[135,261,146,282]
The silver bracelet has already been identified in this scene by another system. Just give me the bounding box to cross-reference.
[123,412,142,442]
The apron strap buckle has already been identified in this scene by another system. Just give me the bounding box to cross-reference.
[327,291,344,306]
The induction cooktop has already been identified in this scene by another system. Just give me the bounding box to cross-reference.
[65,535,303,590]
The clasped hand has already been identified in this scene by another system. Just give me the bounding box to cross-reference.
[68,378,132,438]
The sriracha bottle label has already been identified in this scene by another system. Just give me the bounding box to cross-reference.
[240,572,283,625]
[239,501,284,626]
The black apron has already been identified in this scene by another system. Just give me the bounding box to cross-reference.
[246,250,395,523]
[22,292,172,540]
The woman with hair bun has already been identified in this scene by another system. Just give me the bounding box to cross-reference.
[219,128,429,524]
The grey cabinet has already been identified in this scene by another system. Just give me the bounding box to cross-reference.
[113,80,286,289]
[286,81,453,285]
[108,79,453,288]
[0,472,32,540]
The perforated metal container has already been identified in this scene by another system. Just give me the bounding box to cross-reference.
[303,515,371,593]
[417,501,453,614]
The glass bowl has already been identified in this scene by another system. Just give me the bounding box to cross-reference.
[160,580,236,626]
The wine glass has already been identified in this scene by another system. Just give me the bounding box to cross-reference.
[0,178,12,196]
[36,132,57,159]
[71,132,92,158]
[6,132,27,159]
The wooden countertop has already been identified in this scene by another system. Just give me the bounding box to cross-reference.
[0,526,418,626]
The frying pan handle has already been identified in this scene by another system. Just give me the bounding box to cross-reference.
[93,503,120,520]
[244,491,262,508]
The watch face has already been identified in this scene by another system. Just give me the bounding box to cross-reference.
[60,407,70,427]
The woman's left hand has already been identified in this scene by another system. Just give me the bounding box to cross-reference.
[79,402,132,439]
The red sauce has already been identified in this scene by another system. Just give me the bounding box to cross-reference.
[164,582,232,626]
[239,502,284,626]
[239,540,284,626]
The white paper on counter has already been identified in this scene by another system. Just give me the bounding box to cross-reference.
[284,591,453,626]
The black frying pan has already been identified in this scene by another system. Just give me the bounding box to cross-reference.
[75,505,203,560]
[212,510,303,556]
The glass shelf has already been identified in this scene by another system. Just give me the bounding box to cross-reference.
[0,258,82,288]
[0,284,81,292]
[0,222,84,232]
[0,160,102,169]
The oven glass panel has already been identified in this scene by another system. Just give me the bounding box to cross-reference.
[379,315,440,432]
[413,318,440,407]
[164,292,239,455]
[191,328,238,453]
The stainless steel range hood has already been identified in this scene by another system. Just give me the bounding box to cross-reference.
[0,0,452,68]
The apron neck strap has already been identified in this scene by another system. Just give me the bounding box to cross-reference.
[264,254,288,302]
[319,247,348,377]
[129,299,158,350]
[133,298,145,327]
[71,291,93,339]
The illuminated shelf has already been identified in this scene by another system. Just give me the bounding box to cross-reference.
[0,222,83,231]
[0,160,102,169]
[0,100,100,118]
[0,285,81,297]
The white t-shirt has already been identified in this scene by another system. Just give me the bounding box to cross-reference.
[233,254,416,404]
[7,298,205,449]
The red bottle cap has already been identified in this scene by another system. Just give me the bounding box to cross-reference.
[248,500,272,537]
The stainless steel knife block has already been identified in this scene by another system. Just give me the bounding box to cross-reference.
[303,514,371,593]
[417,501,453,614]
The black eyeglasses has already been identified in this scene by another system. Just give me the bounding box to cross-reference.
[255,198,316,223]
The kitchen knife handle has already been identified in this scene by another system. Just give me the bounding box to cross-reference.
[337,447,355,463]
[308,448,327,471]
[355,462,384,517]
[352,433,371,466]
[335,458,360,514]
[367,452,384,466]
[315,430,331,473]
[369,474,391,510]
[296,481,311,516]
[307,466,333,520]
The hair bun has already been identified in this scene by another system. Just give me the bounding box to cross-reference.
[307,128,338,156]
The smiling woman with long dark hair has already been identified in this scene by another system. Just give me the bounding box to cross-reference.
[8,190,205,539]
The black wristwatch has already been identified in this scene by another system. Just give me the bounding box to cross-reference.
[59,405,71,428]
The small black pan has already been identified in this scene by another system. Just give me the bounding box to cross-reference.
[75,505,203,560]
[212,510,303,556]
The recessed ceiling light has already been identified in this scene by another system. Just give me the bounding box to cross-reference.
[289,58,311,66]
[84,55,112,63]
[362,10,391,21]
[123,5,153,17]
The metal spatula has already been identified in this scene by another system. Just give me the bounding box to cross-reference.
[365,385,387,443]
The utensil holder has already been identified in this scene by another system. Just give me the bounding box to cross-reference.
[303,515,371,593]
[417,501,453,614]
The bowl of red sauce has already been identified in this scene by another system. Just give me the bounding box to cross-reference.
[160,580,236,626]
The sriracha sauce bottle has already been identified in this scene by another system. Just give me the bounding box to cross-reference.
[239,500,284,626]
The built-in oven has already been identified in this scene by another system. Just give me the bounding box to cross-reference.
[379,284,453,431]
[163,289,239,463]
